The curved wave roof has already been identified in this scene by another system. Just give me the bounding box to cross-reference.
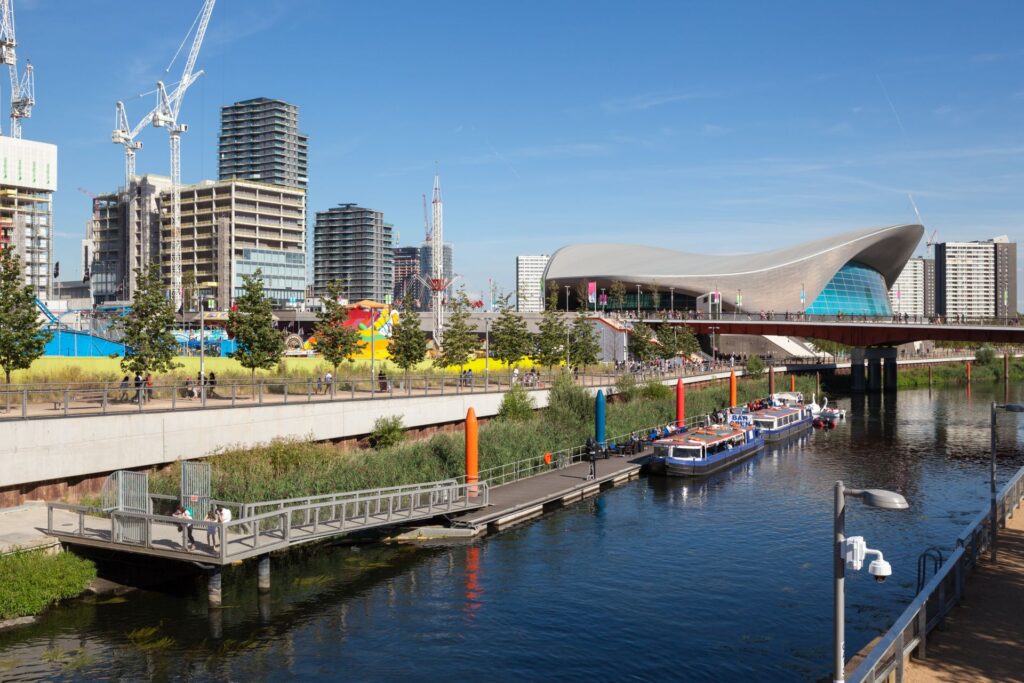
[543,224,923,312]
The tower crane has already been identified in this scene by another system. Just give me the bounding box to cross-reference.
[111,101,157,187]
[152,0,215,310]
[0,0,35,138]
[416,175,456,347]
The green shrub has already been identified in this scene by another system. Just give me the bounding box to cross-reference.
[0,550,96,619]
[746,355,765,375]
[974,347,995,366]
[370,415,406,450]
[546,371,593,426]
[497,383,536,421]
[615,373,638,402]
[640,380,672,401]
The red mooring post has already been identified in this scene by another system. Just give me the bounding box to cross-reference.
[676,379,685,428]
[729,370,737,408]
[465,407,479,494]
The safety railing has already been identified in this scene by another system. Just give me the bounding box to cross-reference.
[614,311,1024,327]
[46,478,489,564]
[456,413,713,489]
[849,463,1024,683]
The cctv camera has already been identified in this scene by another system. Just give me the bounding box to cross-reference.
[868,558,892,583]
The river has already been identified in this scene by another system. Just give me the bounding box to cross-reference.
[1,384,1022,682]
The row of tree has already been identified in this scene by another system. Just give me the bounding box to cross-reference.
[0,251,699,386]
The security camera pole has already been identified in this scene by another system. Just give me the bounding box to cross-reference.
[833,481,909,683]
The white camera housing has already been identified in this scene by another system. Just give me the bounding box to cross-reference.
[869,558,892,583]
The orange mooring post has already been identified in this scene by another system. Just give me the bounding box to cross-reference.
[729,370,737,408]
[676,379,685,428]
[465,407,479,492]
[966,361,972,384]
[790,374,796,392]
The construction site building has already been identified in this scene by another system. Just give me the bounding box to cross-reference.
[0,137,56,298]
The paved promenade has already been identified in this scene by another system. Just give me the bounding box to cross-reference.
[904,512,1024,683]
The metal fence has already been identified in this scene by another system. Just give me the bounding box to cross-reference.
[849,463,1024,683]
[46,479,487,564]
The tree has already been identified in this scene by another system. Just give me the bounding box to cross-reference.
[388,294,427,384]
[532,290,568,370]
[573,281,589,311]
[628,321,656,362]
[315,280,363,378]
[119,263,179,377]
[229,269,284,382]
[568,313,601,370]
[181,269,197,312]
[433,287,478,371]
[489,293,531,379]
[657,321,699,360]
[609,280,627,311]
[0,249,51,384]
[746,354,765,375]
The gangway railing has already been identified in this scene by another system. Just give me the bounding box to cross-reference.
[849,463,1024,683]
[45,479,488,565]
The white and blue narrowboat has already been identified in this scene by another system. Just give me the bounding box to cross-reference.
[743,405,813,442]
[649,423,765,477]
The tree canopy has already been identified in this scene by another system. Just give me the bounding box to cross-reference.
[119,263,179,377]
[388,295,427,374]
[628,321,657,362]
[532,290,567,369]
[229,269,284,379]
[0,249,51,384]
[433,288,478,370]
[314,280,363,374]
[657,321,699,360]
[489,294,531,370]
[568,314,601,369]
[609,280,627,311]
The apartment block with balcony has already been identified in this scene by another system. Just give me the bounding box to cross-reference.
[160,179,307,309]
[313,204,393,302]
[219,98,308,190]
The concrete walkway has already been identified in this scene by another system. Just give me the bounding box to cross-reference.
[904,511,1024,683]
[0,503,60,555]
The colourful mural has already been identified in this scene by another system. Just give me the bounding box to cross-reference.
[304,301,400,360]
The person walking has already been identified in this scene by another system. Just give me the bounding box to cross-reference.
[118,375,130,402]
[378,368,387,392]
[184,376,195,401]
[145,373,154,401]
[216,505,232,550]
[133,372,144,403]
[585,437,598,480]
[325,371,333,395]
[205,507,218,548]
[208,372,217,398]
[316,375,323,395]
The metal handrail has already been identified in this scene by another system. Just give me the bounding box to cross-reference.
[849,463,1024,682]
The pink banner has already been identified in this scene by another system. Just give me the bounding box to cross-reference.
[587,281,597,304]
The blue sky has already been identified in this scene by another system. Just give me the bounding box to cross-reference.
[16,0,1024,305]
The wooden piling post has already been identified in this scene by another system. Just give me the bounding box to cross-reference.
[257,554,271,594]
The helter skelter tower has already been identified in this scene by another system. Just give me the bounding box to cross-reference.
[419,175,455,347]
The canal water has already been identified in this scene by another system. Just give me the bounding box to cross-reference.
[1,385,1022,682]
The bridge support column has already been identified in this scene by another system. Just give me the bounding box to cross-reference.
[850,348,865,393]
[208,568,223,608]
[257,554,271,594]
[882,348,898,394]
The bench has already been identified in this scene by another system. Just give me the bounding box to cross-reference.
[53,391,109,411]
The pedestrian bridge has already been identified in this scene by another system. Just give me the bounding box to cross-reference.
[44,479,488,565]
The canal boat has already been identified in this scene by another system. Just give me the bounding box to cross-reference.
[742,404,813,442]
[649,423,764,477]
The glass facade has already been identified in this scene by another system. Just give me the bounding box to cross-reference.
[234,248,306,307]
[806,261,893,316]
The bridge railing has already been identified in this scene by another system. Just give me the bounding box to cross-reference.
[617,310,1023,327]
[849,463,1024,683]
[46,479,489,563]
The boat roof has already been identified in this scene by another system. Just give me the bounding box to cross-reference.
[655,425,744,446]
[754,406,802,418]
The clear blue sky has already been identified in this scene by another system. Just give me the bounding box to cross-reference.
[17,0,1024,306]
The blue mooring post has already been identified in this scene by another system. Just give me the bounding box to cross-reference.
[595,389,606,447]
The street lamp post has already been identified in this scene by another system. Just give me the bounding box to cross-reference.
[636,284,641,316]
[670,287,675,315]
[564,286,571,369]
[990,402,1024,562]
[484,315,491,389]
[600,288,606,314]
[833,481,909,683]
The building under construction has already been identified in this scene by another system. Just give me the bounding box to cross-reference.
[0,136,56,298]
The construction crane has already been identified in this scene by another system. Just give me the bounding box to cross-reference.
[111,101,158,188]
[925,229,939,258]
[0,0,35,138]
[152,0,215,310]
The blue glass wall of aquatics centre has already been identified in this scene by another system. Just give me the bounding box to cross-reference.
[805,262,893,316]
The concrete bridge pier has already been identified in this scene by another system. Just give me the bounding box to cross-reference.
[208,567,223,608]
[258,554,271,593]
[850,348,866,393]
[883,348,898,393]
[867,356,882,393]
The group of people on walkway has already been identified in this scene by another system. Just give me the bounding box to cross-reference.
[182,372,218,400]
[172,503,232,551]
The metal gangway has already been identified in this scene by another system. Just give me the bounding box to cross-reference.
[45,479,488,565]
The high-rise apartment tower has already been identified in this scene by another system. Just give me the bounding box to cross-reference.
[516,254,550,312]
[314,204,394,302]
[935,236,1017,319]
[219,98,308,189]
[0,137,57,298]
